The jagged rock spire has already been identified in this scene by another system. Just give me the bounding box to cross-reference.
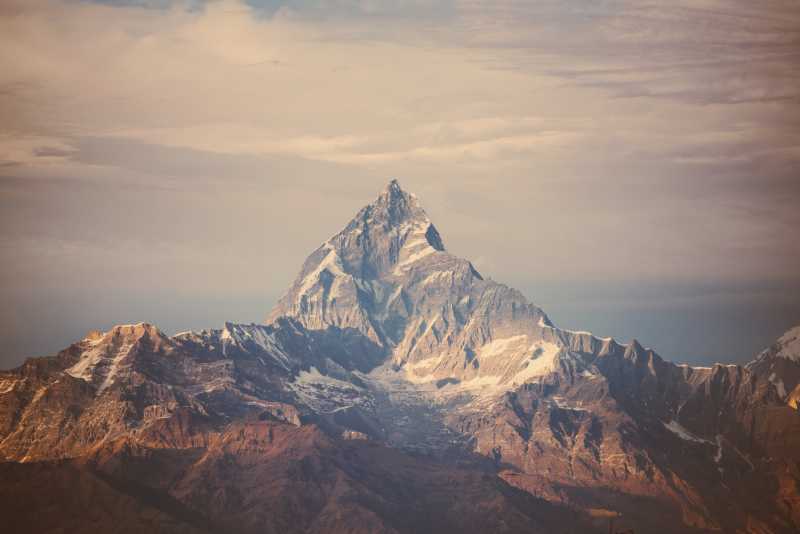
[268,180,448,322]
[266,179,552,383]
[371,179,427,227]
[264,179,450,352]
[334,179,442,253]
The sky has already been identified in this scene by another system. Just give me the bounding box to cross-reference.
[1,0,799,367]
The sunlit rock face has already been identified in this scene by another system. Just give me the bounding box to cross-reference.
[266,179,562,392]
[1,180,799,534]
[747,326,800,406]
[264,181,800,532]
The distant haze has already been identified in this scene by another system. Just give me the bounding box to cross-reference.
[1,0,799,367]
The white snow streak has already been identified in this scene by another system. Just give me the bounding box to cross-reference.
[297,244,346,297]
[664,420,712,444]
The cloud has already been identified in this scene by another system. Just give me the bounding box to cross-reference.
[0,0,798,365]
[3,0,798,173]
[0,134,77,166]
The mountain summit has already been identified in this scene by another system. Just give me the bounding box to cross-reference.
[267,180,446,331]
[267,180,556,385]
[1,180,799,534]
[366,179,438,236]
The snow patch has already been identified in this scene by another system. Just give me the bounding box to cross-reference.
[297,244,346,297]
[550,395,587,412]
[65,337,135,393]
[768,372,787,398]
[193,375,235,395]
[386,284,403,306]
[664,420,712,444]
[419,271,450,287]
[565,328,612,342]
[714,435,723,463]
[402,356,442,384]
[290,366,369,414]
[478,335,529,360]
[776,326,800,362]
[512,342,561,384]
[219,324,291,370]
[400,339,561,397]
[394,247,436,274]
[393,222,438,275]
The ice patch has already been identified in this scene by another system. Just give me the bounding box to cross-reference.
[402,356,443,384]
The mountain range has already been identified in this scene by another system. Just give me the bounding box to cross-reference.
[1,180,798,533]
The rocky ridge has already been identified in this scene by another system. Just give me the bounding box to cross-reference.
[1,180,798,533]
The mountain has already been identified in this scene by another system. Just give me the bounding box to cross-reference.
[747,326,800,409]
[1,180,798,533]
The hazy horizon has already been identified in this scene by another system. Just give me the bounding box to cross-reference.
[2,0,799,367]
[2,177,798,368]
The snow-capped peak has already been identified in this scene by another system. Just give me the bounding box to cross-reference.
[267,179,560,401]
[267,180,448,326]
[345,179,433,236]
[775,325,800,362]
[380,178,422,210]
[65,323,168,393]
[748,324,800,369]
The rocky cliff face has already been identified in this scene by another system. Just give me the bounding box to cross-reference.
[267,180,552,376]
[1,180,798,534]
